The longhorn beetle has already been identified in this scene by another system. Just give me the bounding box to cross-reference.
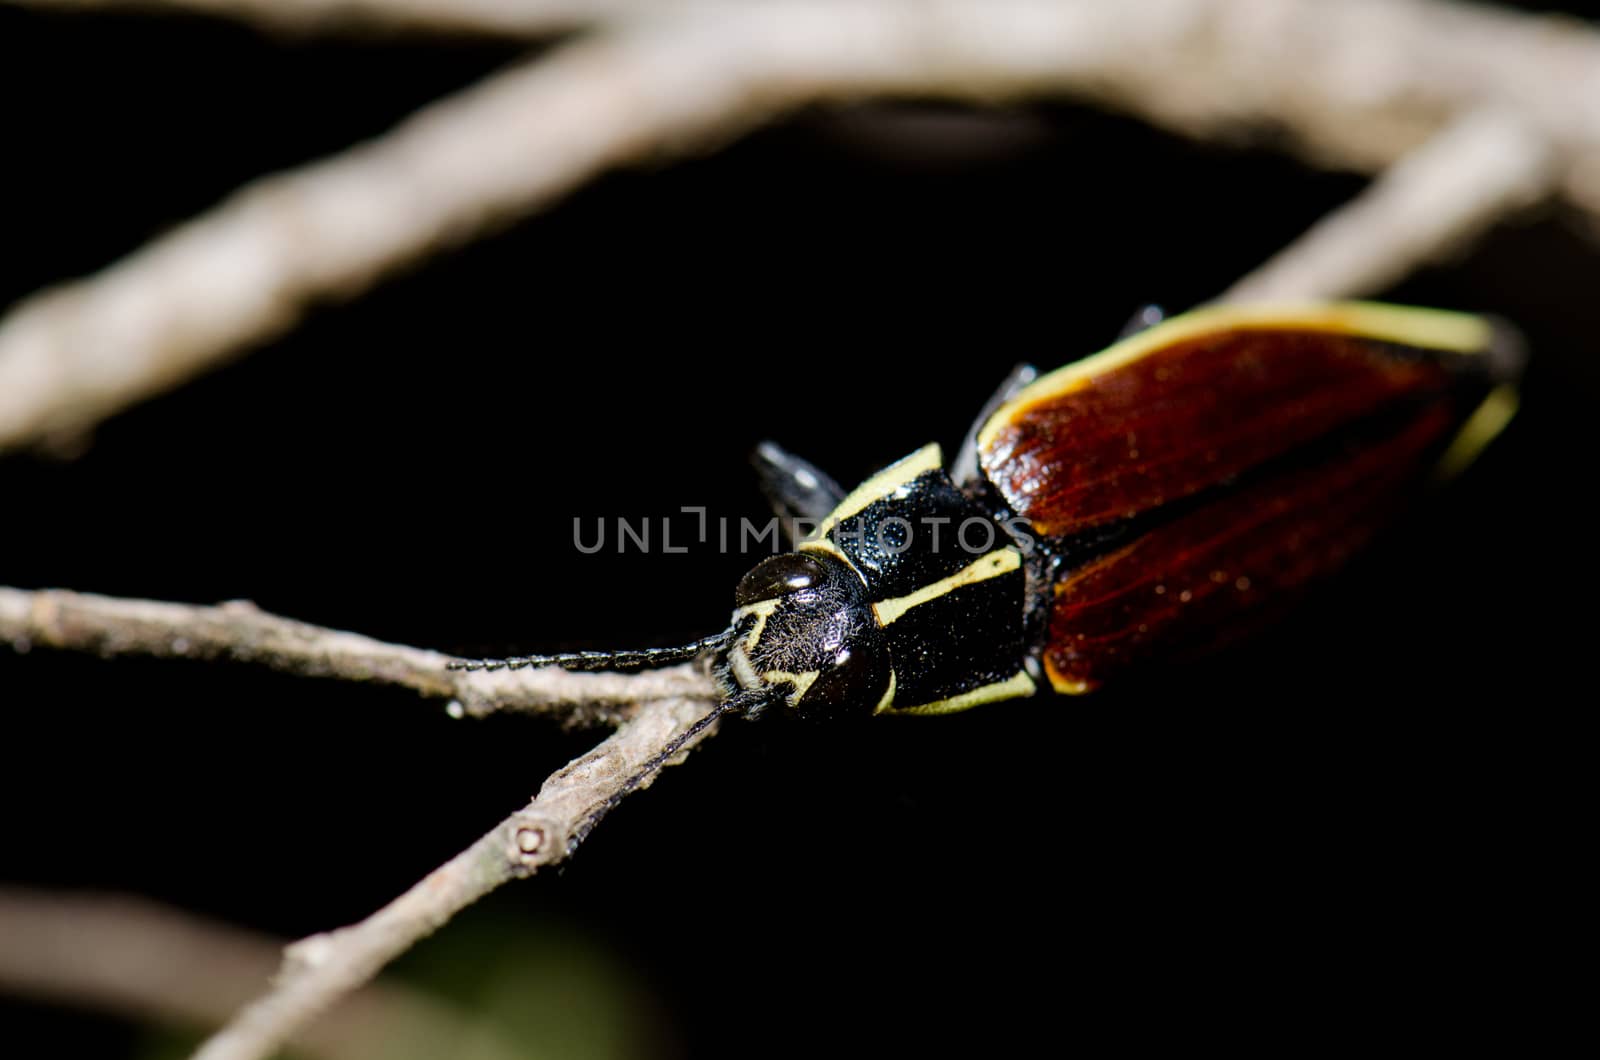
[452,302,1523,809]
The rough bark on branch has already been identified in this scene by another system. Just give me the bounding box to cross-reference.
[0,586,715,721]
[184,694,719,1060]
[1,578,725,1060]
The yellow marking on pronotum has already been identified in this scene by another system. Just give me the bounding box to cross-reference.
[1433,384,1520,482]
[882,669,1037,716]
[873,669,898,714]
[871,548,1022,627]
[803,443,943,544]
[976,302,1494,453]
[764,669,820,705]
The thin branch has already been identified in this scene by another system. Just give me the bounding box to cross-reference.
[1224,108,1557,302]
[0,583,725,1056]
[0,586,716,720]
[0,21,764,454]
[186,694,721,1060]
[10,0,1600,171]
[0,583,722,1056]
[3,0,630,36]
[0,888,526,1060]
[6,0,1600,454]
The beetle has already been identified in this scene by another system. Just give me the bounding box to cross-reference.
[453,302,1522,775]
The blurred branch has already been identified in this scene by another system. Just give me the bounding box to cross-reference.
[8,0,631,35]
[0,22,764,455]
[0,586,715,721]
[5,0,1600,453]
[1224,108,1557,302]
[187,695,720,1060]
[0,887,526,1060]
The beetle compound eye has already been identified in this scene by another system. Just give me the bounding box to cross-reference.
[735,552,829,606]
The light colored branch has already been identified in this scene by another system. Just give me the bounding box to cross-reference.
[0,888,526,1060]
[5,0,1600,454]
[185,694,720,1060]
[0,582,724,1057]
[9,0,1600,170]
[0,582,720,1057]
[3,0,628,36]
[0,20,768,453]
[0,586,716,720]
[1224,108,1557,302]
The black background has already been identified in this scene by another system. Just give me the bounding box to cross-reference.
[1,5,1590,1057]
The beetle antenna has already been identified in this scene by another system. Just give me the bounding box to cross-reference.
[569,683,784,848]
[448,626,738,673]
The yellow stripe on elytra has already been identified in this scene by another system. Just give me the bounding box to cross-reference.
[804,443,943,544]
[871,548,1022,627]
[976,302,1493,453]
[874,669,897,714]
[882,669,1036,716]
[1432,384,1519,482]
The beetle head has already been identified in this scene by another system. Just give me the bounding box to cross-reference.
[725,549,889,720]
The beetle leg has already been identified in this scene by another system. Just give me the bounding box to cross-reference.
[952,362,1039,487]
[751,441,846,545]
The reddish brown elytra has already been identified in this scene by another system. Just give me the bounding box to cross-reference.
[976,303,1521,694]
